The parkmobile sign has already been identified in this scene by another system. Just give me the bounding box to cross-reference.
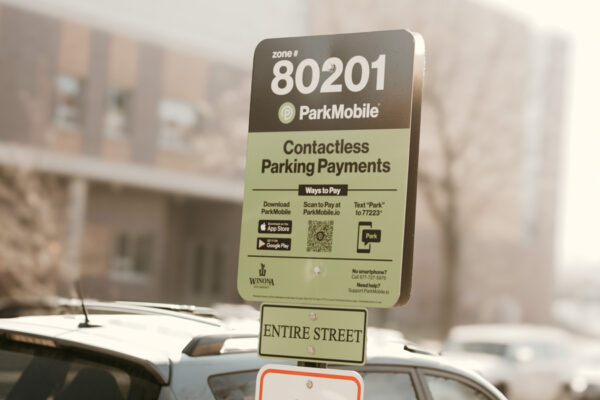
[238,30,425,308]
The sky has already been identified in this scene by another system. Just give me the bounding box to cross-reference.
[479,0,600,269]
[4,0,598,269]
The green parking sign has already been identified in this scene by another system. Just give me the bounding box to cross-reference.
[238,30,424,308]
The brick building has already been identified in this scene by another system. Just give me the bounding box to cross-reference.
[0,3,251,304]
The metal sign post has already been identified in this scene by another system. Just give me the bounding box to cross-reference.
[238,29,425,398]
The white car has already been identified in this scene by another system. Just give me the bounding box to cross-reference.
[570,348,600,400]
[0,300,507,400]
[443,324,574,400]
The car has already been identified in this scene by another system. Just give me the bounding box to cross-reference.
[570,347,600,400]
[0,299,507,400]
[442,324,574,400]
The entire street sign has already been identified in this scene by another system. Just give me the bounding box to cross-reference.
[259,304,367,365]
[256,364,364,400]
[238,30,425,308]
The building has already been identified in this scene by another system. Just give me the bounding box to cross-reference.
[0,2,253,304]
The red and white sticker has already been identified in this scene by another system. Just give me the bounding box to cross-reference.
[256,364,364,400]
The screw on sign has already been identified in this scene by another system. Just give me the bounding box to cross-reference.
[256,364,364,400]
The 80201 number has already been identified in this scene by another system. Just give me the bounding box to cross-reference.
[271,55,386,95]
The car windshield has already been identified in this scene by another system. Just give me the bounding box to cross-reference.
[0,339,161,400]
[445,341,509,357]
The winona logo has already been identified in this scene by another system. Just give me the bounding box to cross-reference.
[249,277,275,286]
[250,278,275,286]
[250,263,275,287]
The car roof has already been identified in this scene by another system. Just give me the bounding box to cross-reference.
[0,300,252,384]
[447,324,569,344]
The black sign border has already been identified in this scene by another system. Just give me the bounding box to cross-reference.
[397,31,424,306]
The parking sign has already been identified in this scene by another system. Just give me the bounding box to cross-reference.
[238,30,424,308]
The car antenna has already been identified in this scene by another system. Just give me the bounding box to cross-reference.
[76,280,99,328]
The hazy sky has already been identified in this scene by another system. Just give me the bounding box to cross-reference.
[480,0,600,268]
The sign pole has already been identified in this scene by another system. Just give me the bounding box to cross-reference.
[298,361,326,368]
[239,29,425,399]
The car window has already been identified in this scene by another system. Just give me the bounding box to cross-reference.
[529,342,565,359]
[425,375,489,400]
[0,340,161,400]
[208,369,420,400]
[361,371,417,400]
[208,370,256,400]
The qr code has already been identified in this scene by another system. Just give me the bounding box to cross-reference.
[307,220,334,253]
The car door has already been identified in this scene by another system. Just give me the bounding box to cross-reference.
[508,342,567,400]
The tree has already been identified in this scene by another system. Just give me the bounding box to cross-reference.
[416,2,528,334]
[310,0,533,335]
[0,56,66,315]
[0,167,65,315]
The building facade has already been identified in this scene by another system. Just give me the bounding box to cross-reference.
[0,3,249,304]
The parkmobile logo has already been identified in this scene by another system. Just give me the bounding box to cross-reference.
[278,102,296,124]
[299,103,380,121]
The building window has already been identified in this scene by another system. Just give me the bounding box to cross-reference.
[53,75,85,130]
[111,232,154,279]
[191,243,227,298]
[104,87,132,138]
[192,244,205,293]
[211,246,224,294]
[158,98,200,150]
